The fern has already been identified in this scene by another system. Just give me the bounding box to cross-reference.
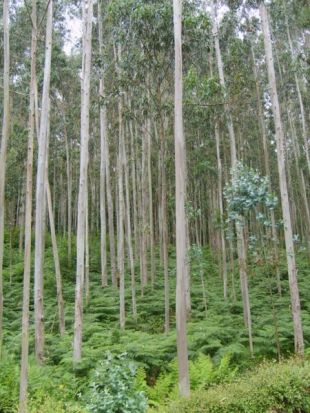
[189,353,214,390]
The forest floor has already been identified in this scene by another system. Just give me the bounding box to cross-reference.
[1,233,310,412]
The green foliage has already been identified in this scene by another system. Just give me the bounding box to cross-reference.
[1,239,310,413]
[135,353,237,408]
[224,162,277,220]
[83,352,148,413]
[28,397,86,413]
[162,358,310,413]
[0,355,19,413]
[0,355,85,413]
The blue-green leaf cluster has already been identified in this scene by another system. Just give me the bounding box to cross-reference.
[84,352,148,413]
[224,162,277,219]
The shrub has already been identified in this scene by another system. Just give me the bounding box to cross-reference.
[161,358,310,413]
[83,352,148,413]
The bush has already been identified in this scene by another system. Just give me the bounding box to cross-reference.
[160,358,310,413]
[83,352,148,413]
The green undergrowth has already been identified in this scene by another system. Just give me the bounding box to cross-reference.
[1,231,310,412]
[159,358,310,413]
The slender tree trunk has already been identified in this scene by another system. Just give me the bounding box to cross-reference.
[63,121,72,266]
[173,0,190,397]
[215,122,228,299]
[33,0,53,363]
[46,180,65,335]
[260,0,304,355]
[118,119,125,330]
[98,0,108,287]
[104,117,116,287]
[116,46,126,330]
[123,126,137,319]
[159,115,170,333]
[129,118,139,263]
[85,181,90,304]
[73,0,93,362]
[141,122,148,289]
[18,182,25,255]
[147,106,155,287]
[19,1,36,409]
[0,0,10,359]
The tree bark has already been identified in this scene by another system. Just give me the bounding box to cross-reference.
[0,0,10,359]
[215,122,228,300]
[46,179,65,335]
[123,125,137,319]
[19,1,36,409]
[98,0,108,287]
[116,45,126,330]
[173,0,190,397]
[33,0,53,363]
[73,0,93,362]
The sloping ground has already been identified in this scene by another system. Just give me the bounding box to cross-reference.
[1,235,310,412]
[160,358,310,413]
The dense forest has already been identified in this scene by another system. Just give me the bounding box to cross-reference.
[0,0,310,412]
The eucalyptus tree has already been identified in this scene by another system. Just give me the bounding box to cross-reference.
[73,0,94,362]
[98,0,108,287]
[174,0,190,397]
[115,44,126,330]
[19,0,37,408]
[259,0,304,355]
[33,0,53,363]
[0,0,10,360]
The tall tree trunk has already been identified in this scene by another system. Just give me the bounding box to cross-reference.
[259,0,304,355]
[33,0,53,363]
[159,115,170,333]
[215,122,228,299]
[116,46,126,330]
[141,121,148,290]
[0,0,10,359]
[19,1,36,409]
[18,182,25,255]
[147,107,155,287]
[98,0,107,287]
[103,106,116,287]
[123,126,137,319]
[73,0,93,362]
[63,121,72,266]
[129,117,139,263]
[85,180,90,304]
[46,180,65,335]
[173,0,190,397]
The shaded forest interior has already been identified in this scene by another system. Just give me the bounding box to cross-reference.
[0,0,309,412]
